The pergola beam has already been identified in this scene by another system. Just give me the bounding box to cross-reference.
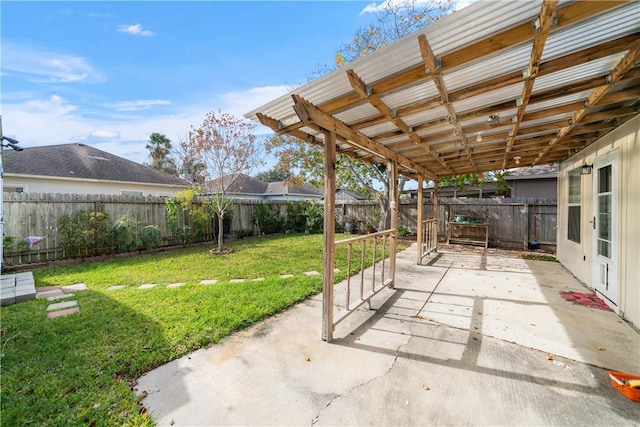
[503,0,558,168]
[291,94,437,180]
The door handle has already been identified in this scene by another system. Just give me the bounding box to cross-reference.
[589,217,596,229]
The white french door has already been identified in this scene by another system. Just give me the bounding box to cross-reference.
[592,150,618,305]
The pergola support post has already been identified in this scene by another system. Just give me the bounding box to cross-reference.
[433,180,439,244]
[322,130,336,342]
[416,174,424,265]
[389,160,398,288]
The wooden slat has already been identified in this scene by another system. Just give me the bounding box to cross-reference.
[504,0,559,168]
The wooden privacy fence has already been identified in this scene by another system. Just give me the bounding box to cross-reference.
[2,193,557,267]
[1,194,298,266]
[339,198,557,250]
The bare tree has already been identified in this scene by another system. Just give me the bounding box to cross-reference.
[188,110,264,252]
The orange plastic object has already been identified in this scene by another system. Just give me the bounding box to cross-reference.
[608,371,640,402]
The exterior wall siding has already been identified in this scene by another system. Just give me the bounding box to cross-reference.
[558,114,640,329]
[3,175,186,197]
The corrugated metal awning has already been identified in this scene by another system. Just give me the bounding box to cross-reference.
[246,0,640,180]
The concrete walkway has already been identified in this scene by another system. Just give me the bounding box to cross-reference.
[135,244,640,426]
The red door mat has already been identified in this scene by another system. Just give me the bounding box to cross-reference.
[559,291,611,311]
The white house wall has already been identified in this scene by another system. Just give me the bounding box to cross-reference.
[558,115,640,329]
[3,175,185,197]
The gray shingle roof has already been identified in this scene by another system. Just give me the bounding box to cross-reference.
[4,143,190,186]
[207,174,322,197]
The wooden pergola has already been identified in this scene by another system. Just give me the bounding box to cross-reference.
[247,0,640,341]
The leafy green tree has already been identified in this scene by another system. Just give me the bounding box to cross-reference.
[255,168,291,182]
[187,110,264,252]
[146,132,178,176]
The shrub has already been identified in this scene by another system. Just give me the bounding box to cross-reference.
[113,215,161,252]
[256,204,285,235]
[304,202,324,234]
[140,225,161,249]
[166,188,212,246]
[58,211,113,258]
[285,201,307,233]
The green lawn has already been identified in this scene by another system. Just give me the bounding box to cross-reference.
[1,234,402,426]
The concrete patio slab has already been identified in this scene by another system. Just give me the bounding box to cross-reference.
[136,244,640,426]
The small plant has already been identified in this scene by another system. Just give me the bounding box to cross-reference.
[397,227,409,237]
[3,236,30,254]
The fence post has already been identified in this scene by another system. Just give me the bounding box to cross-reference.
[523,203,529,250]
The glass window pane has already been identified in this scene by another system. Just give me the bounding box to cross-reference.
[598,239,610,258]
[568,206,580,243]
[568,170,581,204]
[598,165,611,193]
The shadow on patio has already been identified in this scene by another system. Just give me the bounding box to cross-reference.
[137,243,640,426]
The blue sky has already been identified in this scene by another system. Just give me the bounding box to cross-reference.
[1,1,470,169]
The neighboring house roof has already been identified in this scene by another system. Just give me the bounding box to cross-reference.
[506,164,558,181]
[207,174,323,198]
[4,143,189,186]
[335,188,368,201]
[265,181,322,197]
[207,174,267,195]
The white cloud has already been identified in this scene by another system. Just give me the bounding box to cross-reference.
[222,85,290,118]
[1,85,288,165]
[89,130,121,139]
[103,99,171,112]
[1,43,106,84]
[117,24,154,36]
[360,0,466,15]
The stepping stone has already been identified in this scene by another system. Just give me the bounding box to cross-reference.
[48,307,80,319]
[280,274,294,279]
[167,282,186,288]
[138,284,157,289]
[229,279,246,283]
[36,286,62,292]
[199,279,218,285]
[106,285,126,291]
[47,300,78,311]
[334,268,341,273]
[47,293,73,301]
[37,289,65,299]
[251,278,265,282]
[303,271,321,276]
[62,283,88,293]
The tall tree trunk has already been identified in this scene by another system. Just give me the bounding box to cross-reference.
[218,211,224,252]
